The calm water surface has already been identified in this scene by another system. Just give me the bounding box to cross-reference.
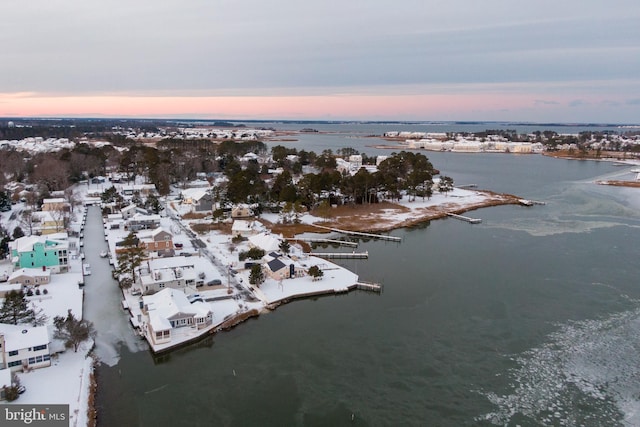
[93,133,640,426]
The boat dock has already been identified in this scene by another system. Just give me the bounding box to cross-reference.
[311,224,402,242]
[310,251,369,259]
[290,238,358,248]
[446,213,482,224]
[519,199,546,206]
[348,281,383,293]
[457,184,478,189]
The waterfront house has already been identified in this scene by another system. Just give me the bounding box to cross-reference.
[106,213,124,230]
[9,235,69,273]
[0,324,52,371]
[7,268,51,287]
[137,227,174,256]
[264,254,306,281]
[120,204,138,220]
[136,256,198,294]
[126,213,161,231]
[141,289,213,345]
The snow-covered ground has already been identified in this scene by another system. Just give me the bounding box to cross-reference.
[7,341,94,427]
[0,205,91,426]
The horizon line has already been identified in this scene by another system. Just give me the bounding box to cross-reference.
[1,116,638,127]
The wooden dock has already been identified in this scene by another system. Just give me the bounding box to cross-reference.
[290,237,358,248]
[348,281,383,293]
[519,199,546,206]
[311,224,402,242]
[310,251,369,259]
[446,213,482,224]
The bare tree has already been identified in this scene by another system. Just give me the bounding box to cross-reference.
[20,210,38,236]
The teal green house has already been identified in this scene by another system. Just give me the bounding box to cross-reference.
[9,235,69,273]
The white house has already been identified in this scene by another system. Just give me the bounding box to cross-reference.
[0,324,51,371]
[136,256,199,294]
[142,289,213,345]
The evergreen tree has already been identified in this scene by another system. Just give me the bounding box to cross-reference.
[114,232,146,288]
[279,240,291,255]
[307,265,324,280]
[249,264,265,286]
[0,290,47,326]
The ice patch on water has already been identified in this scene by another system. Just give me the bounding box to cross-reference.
[485,217,639,237]
[93,330,148,367]
[478,307,640,425]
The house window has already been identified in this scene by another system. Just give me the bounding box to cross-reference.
[163,330,170,338]
[43,354,50,361]
[33,344,47,351]
[8,360,21,368]
[155,331,163,339]
[8,350,18,357]
[159,284,165,288]
[28,357,35,364]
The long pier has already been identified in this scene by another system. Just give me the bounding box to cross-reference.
[446,213,482,224]
[290,237,358,248]
[311,224,402,242]
[310,251,369,259]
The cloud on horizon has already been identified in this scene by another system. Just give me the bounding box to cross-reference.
[1,0,640,122]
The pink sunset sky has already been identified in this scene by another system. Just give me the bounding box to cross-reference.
[1,87,635,123]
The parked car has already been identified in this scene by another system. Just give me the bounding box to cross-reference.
[207,279,222,286]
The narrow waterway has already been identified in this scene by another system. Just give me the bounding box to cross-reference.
[82,206,147,366]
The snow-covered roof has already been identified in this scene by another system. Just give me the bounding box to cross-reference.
[181,188,210,201]
[146,256,194,271]
[231,220,253,233]
[248,233,282,252]
[143,289,210,331]
[10,235,68,253]
[128,213,161,222]
[42,198,66,204]
[137,227,171,240]
[0,324,50,352]
[8,268,51,280]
